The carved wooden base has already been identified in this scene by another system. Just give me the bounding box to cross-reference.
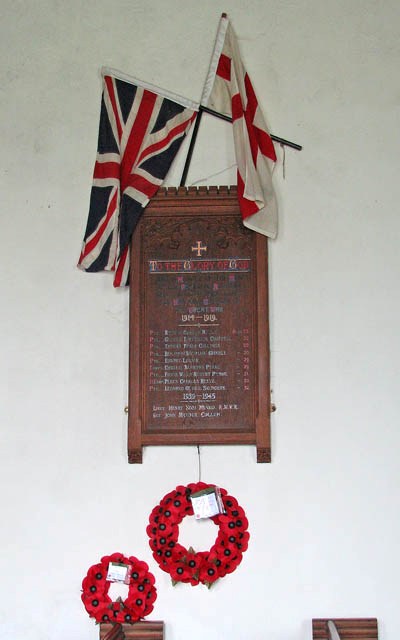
[256,447,271,463]
[99,621,164,639]
[312,618,378,639]
[128,448,143,464]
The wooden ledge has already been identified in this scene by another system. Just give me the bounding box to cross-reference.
[312,618,378,640]
[99,621,164,639]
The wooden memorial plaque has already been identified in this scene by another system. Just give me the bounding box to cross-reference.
[128,186,271,463]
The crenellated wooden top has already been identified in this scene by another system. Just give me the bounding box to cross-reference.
[152,185,237,199]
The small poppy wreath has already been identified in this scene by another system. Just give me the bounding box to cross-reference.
[81,552,157,624]
[147,482,249,588]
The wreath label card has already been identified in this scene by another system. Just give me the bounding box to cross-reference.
[106,562,132,584]
[191,486,225,519]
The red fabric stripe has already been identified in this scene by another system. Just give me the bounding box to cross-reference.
[78,190,118,262]
[216,53,231,81]
[113,245,129,287]
[137,111,196,164]
[242,76,266,165]
[231,93,243,121]
[244,74,276,161]
[120,89,157,192]
[93,161,120,180]
[125,173,159,198]
[244,74,257,121]
[244,108,259,165]
[253,125,276,161]
[232,92,266,169]
[104,76,123,141]
[237,172,259,220]
[121,90,157,193]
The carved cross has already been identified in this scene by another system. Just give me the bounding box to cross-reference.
[191,241,207,257]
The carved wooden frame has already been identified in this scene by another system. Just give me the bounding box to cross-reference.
[127,186,271,463]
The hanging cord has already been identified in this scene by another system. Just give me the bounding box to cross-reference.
[280,143,286,180]
[197,445,202,482]
[189,163,237,187]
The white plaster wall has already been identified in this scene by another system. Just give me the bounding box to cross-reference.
[1,1,399,639]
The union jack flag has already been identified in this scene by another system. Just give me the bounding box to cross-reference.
[78,70,198,286]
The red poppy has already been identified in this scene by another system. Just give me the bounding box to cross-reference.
[156,520,180,538]
[142,600,155,617]
[81,575,100,595]
[86,562,105,582]
[144,585,157,604]
[182,550,205,584]
[101,552,127,566]
[225,505,249,529]
[148,505,165,526]
[199,563,220,584]
[128,557,151,581]
[146,522,158,537]
[108,601,126,624]
[82,592,109,615]
[93,603,112,622]
[169,559,197,584]
[223,555,242,574]
[237,531,250,552]
[223,532,242,552]
[222,494,239,512]
[168,497,188,517]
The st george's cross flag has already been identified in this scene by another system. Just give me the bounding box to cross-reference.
[201,15,278,238]
[78,69,198,286]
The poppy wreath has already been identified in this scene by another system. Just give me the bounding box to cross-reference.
[147,482,249,588]
[81,552,157,624]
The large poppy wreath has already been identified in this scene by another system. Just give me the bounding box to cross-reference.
[81,552,157,623]
[147,482,250,588]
